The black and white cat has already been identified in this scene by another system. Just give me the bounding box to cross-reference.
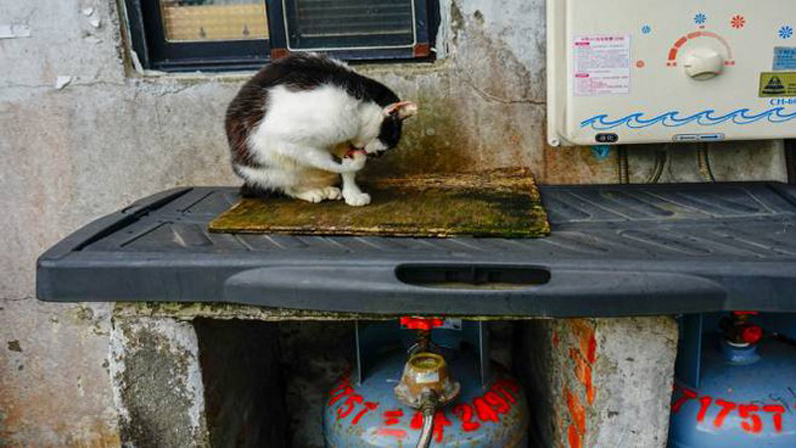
[225,52,417,206]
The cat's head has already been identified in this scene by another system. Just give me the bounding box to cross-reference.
[364,101,418,157]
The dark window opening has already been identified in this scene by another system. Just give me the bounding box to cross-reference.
[125,0,437,72]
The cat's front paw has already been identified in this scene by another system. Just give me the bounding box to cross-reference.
[341,153,366,172]
[322,186,342,200]
[344,191,371,207]
[292,189,326,203]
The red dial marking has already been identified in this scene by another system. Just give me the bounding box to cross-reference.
[667,31,734,64]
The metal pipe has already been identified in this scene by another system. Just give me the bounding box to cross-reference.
[416,405,435,448]
[618,145,630,184]
[646,148,668,184]
[786,139,796,184]
[696,143,717,182]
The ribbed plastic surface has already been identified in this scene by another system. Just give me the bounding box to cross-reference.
[37,183,796,316]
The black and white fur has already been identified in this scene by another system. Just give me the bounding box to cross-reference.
[225,53,417,206]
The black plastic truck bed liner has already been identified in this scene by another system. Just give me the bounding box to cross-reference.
[37,183,796,317]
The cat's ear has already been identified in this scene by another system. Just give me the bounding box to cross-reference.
[384,101,418,120]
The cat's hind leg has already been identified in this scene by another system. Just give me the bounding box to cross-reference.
[284,168,342,203]
[234,164,296,197]
[283,186,341,203]
[321,186,343,200]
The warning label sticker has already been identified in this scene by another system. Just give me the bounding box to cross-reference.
[773,47,796,71]
[573,35,631,96]
[759,72,796,97]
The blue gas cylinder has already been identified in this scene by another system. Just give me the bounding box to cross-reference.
[668,333,796,447]
[323,348,529,447]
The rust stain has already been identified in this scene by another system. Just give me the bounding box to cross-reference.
[552,329,559,347]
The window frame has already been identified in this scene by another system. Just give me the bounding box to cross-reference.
[267,0,435,61]
[124,0,437,72]
[125,0,272,72]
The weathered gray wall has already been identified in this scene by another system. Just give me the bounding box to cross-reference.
[0,0,787,445]
[0,0,555,441]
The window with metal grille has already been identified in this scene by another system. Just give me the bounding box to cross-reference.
[125,0,436,72]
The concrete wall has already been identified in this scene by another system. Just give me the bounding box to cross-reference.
[517,318,679,448]
[0,0,787,445]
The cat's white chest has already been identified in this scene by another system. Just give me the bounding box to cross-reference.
[254,85,366,150]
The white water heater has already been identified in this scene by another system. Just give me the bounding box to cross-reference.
[547,0,796,146]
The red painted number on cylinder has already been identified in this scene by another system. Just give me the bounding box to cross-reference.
[672,388,697,414]
[453,404,481,432]
[351,401,379,425]
[433,410,452,442]
[494,385,517,404]
[474,397,500,422]
[713,400,737,429]
[383,409,404,426]
[376,428,407,439]
[763,405,785,433]
[485,391,510,414]
[696,396,712,423]
[739,404,762,433]
[337,394,363,419]
[411,411,424,429]
[328,385,354,407]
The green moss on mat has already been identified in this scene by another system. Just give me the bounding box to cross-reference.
[209,167,549,238]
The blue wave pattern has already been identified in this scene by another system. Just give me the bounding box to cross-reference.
[581,107,796,131]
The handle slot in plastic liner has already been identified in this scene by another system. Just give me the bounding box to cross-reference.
[396,265,551,290]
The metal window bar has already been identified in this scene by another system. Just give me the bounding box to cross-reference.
[125,0,434,71]
[283,0,416,50]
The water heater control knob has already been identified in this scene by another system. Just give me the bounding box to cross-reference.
[683,48,724,80]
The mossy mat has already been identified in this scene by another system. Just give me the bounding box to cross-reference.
[209,167,549,238]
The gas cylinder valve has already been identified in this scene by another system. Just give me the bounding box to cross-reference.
[395,318,461,447]
[394,352,461,409]
[721,311,763,346]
